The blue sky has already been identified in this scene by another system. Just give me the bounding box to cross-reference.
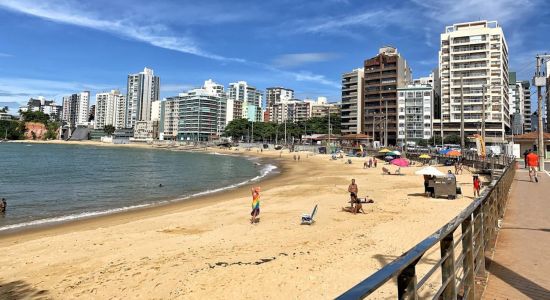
[0,0,549,111]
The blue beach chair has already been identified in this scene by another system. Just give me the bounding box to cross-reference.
[301,204,318,225]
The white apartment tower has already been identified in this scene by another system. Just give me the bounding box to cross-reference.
[62,91,90,128]
[227,81,263,123]
[397,84,434,142]
[438,21,510,141]
[341,68,365,134]
[126,67,160,128]
[94,90,126,130]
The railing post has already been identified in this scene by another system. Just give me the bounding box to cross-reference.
[474,205,486,277]
[461,215,475,299]
[440,233,456,299]
[397,261,419,300]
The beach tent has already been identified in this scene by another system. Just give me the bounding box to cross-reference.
[415,166,445,176]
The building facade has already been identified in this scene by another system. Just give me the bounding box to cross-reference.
[126,67,160,128]
[62,91,90,129]
[159,98,179,140]
[94,90,126,130]
[364,46,412,145]
[176,81,227,141]
[397,84,434,143]
[341,68,365,134]
[270,100,310,124]
[508,72,526,135]
[227,81,262,123]
[133,120,159,140]
[521,80,532,132]
[20,97,62,121]
[437,20,510,141]
[265,87,294,122]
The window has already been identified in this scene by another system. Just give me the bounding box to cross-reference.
[399,92,404,97]
[424,92,430,96]
[416,92,422,97]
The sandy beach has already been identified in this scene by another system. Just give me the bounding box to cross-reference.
[0,142,481,299]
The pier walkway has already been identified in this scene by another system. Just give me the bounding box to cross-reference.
[483,169,550,300]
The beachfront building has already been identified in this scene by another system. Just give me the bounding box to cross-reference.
[437,20,510,141]
[62,91,90,128]
[364,46,412,145]
[176,80,227,141]
[304,97,340,119]
[508,72,526,135]
[132,120,159,141]
[126,67,160,129]
[341,68,365,134]
[522,80,532,132]
[94,90,126,130]
[270,99,310,124]
[19,96,62,121]
[547,61,550,132]
[159,98,179,141]
[226,81,263,123]
[397,84,434,143]
[265,87,294,122]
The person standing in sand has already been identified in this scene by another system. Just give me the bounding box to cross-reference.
[251,187,261,224]
[373,158,377,168]
[348,179,358,202]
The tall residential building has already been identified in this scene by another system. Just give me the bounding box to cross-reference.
[397,84,434,142]
[94,90,126,130]
[341,68,365,134]
[270,100,310,124]
[176,80,227,141]
[438,20,509,141]
[521,80,532,132]
[227,81,263,123]
[547,61,550,132]
[265,87,294,122]
[364,46,412,145]
[508,72,526,135]
[159,98,179,140]
[126,67,160,128]
[305,97,341,118]
[20,97,62,121]
[62,91,90,128]
[151,100,161,122]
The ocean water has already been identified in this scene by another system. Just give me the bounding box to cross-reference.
[0,143,276,231]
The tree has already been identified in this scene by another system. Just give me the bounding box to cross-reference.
[20,111,50,124]
[0,120,26,140]
[103,124,116,136]
[417,139,428,147]
[444,134,461,144]
[44,122,60,140]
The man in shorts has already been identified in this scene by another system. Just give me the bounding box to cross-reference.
[526,150,539,183]
[348,179,358,203]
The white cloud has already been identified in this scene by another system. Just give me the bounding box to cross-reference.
[273,53,338,68]
[0,0,243,62]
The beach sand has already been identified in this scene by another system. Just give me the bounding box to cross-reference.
[0,143,482,299]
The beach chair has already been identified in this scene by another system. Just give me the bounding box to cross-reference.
[382,167,391,175]
[301,204,318,225]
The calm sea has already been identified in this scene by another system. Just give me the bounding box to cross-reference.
[0,143,276,231]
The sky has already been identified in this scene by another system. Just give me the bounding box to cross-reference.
[0,0,549,112]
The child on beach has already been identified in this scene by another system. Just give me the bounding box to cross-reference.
[251,187,261,224]
[473,175,481,197]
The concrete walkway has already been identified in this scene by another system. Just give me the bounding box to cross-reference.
[483,169,550,299]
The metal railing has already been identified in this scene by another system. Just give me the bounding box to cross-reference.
[337,158,516,299]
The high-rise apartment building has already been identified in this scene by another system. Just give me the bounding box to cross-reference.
[94,90,126,130]
[305,97,340,118]
[397,84,434,142]
[438,20,509,141]
[364,46,412,145]
[62,91,90,128]
[227,81,263,123]
[265,87,294,122]
[159,98,179,140]
[521,80,532,132]
[270,100,310,124]
[176,80,227,141]
[341,68,365,134]
[508,72,526,135]
[126,67,160,128]
[20,96,62,121]
[547,61,550,132]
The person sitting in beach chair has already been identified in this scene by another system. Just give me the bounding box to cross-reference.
[395,167,401,175]
[382,167,391,175]
[301,204,318,225]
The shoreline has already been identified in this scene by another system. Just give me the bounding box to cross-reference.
[0,140,283,242]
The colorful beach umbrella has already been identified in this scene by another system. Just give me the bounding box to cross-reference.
[419,154,431,159]
[446,150,461,157]
[379,148,391,153]
[384,155,395,161]
[388,150,401,156]
[390,158,410,167]
[438,149,451,155]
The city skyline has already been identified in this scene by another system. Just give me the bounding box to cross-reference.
[0,0,549,109]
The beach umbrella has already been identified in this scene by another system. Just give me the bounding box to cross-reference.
[390,158,410,167]
[384,155,395,161]
[415,166,444,176]
[388,150,401,156]
[379,148,391,153]
[439,149,451,155]
[446,150,461,157]
[419,154,431,159]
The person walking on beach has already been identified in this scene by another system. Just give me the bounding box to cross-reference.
[293,154,296,161]
[298,154,300,161]
[373,158,377,168]
[368,158,373,168]
[526,150,539,183]
[250,187,261,224]
[348,179,358,203]
[473,175,481,197]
